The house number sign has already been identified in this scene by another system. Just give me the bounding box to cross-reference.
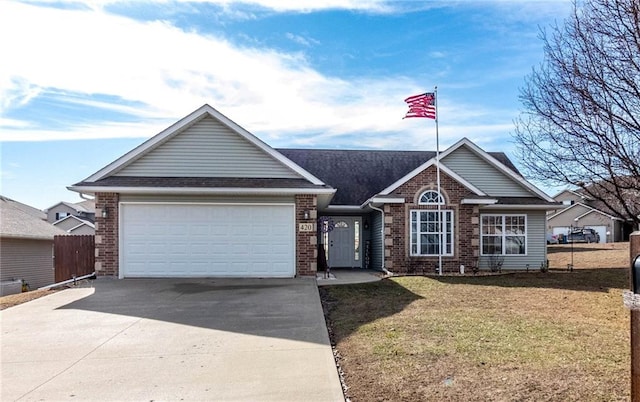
[298,223,315,232]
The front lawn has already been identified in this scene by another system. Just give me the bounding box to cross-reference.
[322,268,630,401]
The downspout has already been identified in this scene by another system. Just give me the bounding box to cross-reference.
[78,192,95,201]
[369,203,394,276]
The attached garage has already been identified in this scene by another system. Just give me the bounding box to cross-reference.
[585,225,606,244]
[120,203,295,278]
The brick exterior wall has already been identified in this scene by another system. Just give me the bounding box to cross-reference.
[295,194,318,277]
[94,192,119,277]
[384,165,480,273]
[95,193,318,278]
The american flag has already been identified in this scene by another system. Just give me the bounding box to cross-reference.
[403,92,436,119]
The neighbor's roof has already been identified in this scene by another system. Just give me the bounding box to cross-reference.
[1,197,67,240]
[0,195,46,220]
[277,149,521,206]
[45,199,95,213]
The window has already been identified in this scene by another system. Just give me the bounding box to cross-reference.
[418,190,444,205]
[410,210,454,256]
[55,212,70,220]
[481,214,527,255]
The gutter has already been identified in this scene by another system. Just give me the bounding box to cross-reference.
[368,203,394,276]
[38,272,96,290]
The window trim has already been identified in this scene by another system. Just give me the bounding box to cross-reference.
[418,190,445,205]
[410,209,454,257]
[480,214,528,256]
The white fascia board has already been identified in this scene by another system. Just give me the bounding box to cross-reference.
[68,222,94,233]
[480,204,560,210]
[547,202,586,220]
[379,159,485,196]
[68,185,336,196]
[461,198,498,205]
[360,197,405,208]
[370,197,405,203]
[52,215,82,225]
[576,208,620,221]
[83,104,326,186]
[451,138,555,202]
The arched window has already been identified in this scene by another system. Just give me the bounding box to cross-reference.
[418,190,444,205]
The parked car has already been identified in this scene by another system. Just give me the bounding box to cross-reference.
[567,228,600,243]
[546,233,559,244]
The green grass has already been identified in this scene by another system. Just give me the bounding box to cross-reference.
[321,270,630,401]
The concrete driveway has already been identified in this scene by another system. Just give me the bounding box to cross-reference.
[1,278,344,401]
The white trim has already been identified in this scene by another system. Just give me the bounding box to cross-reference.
[118,201,297,279]
[480,204,557,210]
[380,158,485,196]
[68,222,94,233]
[461,198,498,205]
[409,209,455,257]
[445,138,554,202]
[480,213,528,256]
[69,185,335,196]
[418,190,444,205]
[576,208,622,221]
[369,197,405,204]
[83,104,326,186]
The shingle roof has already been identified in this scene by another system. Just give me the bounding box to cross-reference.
[73,176,329,190]
[277,149,521,205]
[1,197,67,240]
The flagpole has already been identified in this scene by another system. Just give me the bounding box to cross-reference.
[435,86,443,276]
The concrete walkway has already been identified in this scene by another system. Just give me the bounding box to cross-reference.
[316,269,385,286]
[1,278,344,401]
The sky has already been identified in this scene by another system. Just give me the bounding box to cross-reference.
[0,0,573,210]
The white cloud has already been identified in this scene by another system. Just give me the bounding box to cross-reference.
[0,1,523,147]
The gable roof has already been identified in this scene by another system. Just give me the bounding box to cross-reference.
[53,214,96,227]
[1,197,66,240]
[81,104,325,186]
[377,138,554,202]
[278,147,519,206]
[45,200,95,213]
[1,195,46,220]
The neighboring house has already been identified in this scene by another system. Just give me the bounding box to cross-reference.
[45,200,95,223]
[52,215,95,235]
[69,104,560,279]
[547,189,633,243]
[0,196,67,295]
[46,199,95,235]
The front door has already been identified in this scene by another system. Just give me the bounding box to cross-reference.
[325,217,361,268]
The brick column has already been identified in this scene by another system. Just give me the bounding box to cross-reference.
[630,232,640,401]
[95,192,119,277]
[295,195,317,277]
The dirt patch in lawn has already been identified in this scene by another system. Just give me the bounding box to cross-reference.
[0,289,58,310]
[547,241,630,270]
[322,243,632,401]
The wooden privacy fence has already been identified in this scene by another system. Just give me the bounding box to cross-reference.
[54,235,95,283]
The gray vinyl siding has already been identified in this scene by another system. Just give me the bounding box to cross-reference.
[442,146,533,197]
[0,238,55,292]
[68,225,95,235]
[47,205,77,223]
[54,218,82,231]
[115,116,301,179]
[119,194,295,204]
[370,210,383,271]
[478,210,547,270]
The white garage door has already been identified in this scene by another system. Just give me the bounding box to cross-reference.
[552,227,570,236]
[121,203,295,278]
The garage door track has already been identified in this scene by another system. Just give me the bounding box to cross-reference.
[1,278,344,401]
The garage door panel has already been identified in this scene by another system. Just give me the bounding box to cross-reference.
[121,204,295,278]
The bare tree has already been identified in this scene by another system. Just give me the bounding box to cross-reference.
[514,0,640,227]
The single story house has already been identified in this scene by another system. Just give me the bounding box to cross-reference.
[69,104,560,278]
[547,189,634,243]
[0,196,66,295]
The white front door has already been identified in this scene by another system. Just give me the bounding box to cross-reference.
[326,217,361,268]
